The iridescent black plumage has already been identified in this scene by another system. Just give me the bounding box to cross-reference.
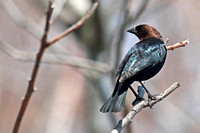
[100,25,167,113]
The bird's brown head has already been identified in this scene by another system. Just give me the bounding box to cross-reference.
[127,24,163,41]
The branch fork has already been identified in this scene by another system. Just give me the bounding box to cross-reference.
[12,1,99,133]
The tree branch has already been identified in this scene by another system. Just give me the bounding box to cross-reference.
[48,2,99,46]
[12,2,54,133]
[111,82,180,133]
[0,37,111,73]
[166,39,189,51]
[12,1,99,133]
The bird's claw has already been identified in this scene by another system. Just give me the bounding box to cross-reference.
[147,94,157,108]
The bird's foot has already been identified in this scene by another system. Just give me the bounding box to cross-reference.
[147,94,157,108]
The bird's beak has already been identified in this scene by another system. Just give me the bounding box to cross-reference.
[127,28,137,34]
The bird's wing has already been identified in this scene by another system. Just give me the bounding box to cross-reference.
[119,44,163,82]
[115,50,134,79]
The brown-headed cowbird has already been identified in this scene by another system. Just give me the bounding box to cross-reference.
[100,24,167,113]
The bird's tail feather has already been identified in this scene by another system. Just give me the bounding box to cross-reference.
[100,91,127,113]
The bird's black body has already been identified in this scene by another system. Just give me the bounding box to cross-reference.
[100,24,167,113]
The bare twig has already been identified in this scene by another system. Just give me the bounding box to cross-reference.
[0,37,111,73]
[1,0,77,56]
[13,2,54,133]
[11,1,99,133]
[165,38,169,45]
[111,82,180,133]
[48,2,99,46]
[12,1,99,132]
[166,39,189,51]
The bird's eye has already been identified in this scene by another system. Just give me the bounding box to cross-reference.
[137,26,144,33]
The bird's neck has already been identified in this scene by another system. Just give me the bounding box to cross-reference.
[140,35,163,42]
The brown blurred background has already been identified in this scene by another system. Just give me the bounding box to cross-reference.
[0,0,199,133]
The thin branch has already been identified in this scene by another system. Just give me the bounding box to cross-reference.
[0,1,104,73]
[0,38,112,73]
[12,2,99,132]
[111,82,180,133]
[166,39,189,51]
[12,2,54,133]
[0,0,75,55]
[48,2,99,46]
[42,1,54,46]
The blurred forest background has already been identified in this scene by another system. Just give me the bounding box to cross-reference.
[0,0,199,133]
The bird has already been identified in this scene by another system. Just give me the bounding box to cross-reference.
[100,24,167,113]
